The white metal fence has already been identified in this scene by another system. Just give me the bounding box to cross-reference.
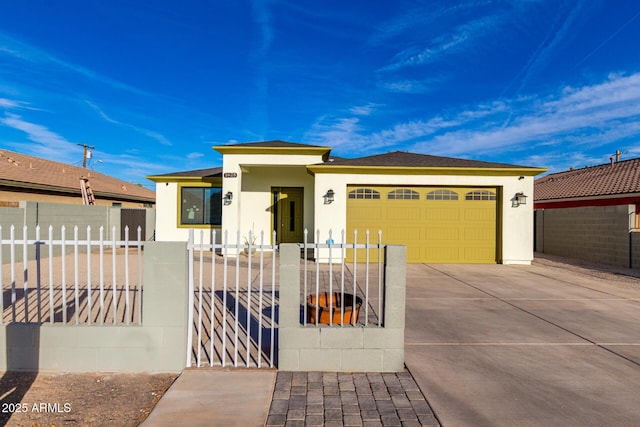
[187,228,384,369]
[302,229,384,327]
[187,229,279,368]
[0,224,144,325]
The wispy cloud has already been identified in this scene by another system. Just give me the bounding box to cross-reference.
[0,31,150,97]
[507,1,588,95]
[349,103,378,116]
[378,77,446,94]
[380,16,498,71]
[306,72,640,168]
[85,100,172,146]
[0,112,78,162]
[250,0,273,60]
[371,1,493,45]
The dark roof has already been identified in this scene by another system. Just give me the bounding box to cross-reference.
[535,158,640,201]
[0,149,155,202]
[223,140,327,148]
[322,151,533,169]
[151,167,223,179]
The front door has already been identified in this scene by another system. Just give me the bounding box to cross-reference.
[273,187,304,243]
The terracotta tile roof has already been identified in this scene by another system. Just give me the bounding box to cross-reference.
[535,158,640,201]
[0,149,155,203]
[323,151,533,169]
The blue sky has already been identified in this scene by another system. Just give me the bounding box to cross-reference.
[1,1,640,187]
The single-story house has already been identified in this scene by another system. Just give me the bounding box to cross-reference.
[0,149,155,208]
[534,155,640,267]
[148,140,545,264]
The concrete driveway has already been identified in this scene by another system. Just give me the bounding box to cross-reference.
[404,259,640,427]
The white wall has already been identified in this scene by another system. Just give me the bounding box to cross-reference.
[221,153,325,244]
[154,182,220,244]
[313,173,535,264]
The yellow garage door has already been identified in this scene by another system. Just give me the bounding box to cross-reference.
[346,186,498,263]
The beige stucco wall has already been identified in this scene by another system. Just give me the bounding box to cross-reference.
[221,153,325,245]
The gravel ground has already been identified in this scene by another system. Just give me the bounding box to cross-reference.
[0,372,177,426]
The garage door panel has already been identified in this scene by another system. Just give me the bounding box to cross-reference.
[426,207,460,221]
[425,227,460,241]
[385,207,421,221]
[347,186,498,263]
[424,247,461,262]
[464,227,495,241]
[387,227,422,241]
[464,208,495,221]
[464,247,496,263]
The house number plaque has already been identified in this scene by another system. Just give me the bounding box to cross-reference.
[223,172,237,178]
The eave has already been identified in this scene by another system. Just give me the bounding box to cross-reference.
[214,145,331,160]
[0,179,155,203]
[306,165,547,177]
[146,175,222,184]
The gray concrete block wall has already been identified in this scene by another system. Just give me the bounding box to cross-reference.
[631,232,640,270]
[1,202,154,264]
[0,241,188,373]
[536,205,633,268]
[278,244,406,372]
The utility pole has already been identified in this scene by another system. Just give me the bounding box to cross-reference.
[77,144,95,168]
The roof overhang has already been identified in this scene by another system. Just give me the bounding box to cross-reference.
[0,179,155,203]
[146,175,222,184]
[214,145,331,161]
[306,165,547,176]
[534,192,640,209]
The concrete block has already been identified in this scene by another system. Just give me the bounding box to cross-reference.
[363,328,404,349]
[39,326,79,348]
[278,349,300,370]
[382,349,405,372]
[54,347,100,371]
[320,327,364,349]
[7,346,41,371]
[117,327,163,349]
[279,327,321,349]
[341,349,384,372]
[299,349,342,371]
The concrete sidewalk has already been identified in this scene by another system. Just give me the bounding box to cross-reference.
[141,369,276,427]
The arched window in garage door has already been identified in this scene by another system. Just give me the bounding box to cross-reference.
[387,189,419,200]
[426,189,459,200]
[348,188,380,199]
[465,190,496,201]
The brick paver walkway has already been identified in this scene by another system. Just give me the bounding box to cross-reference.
[267,371,440,427]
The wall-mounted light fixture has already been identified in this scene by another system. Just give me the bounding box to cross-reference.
[323,189,335,204]
[223,191,233,205]
[512,192,527,207]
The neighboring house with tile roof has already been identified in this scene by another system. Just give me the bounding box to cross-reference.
[0,149,155,208]
[148,140,546,264]
[534,156,640,269]
[534,157,640,210]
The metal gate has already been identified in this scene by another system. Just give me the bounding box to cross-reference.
[120,209,146,241]
[187,229,279,368]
